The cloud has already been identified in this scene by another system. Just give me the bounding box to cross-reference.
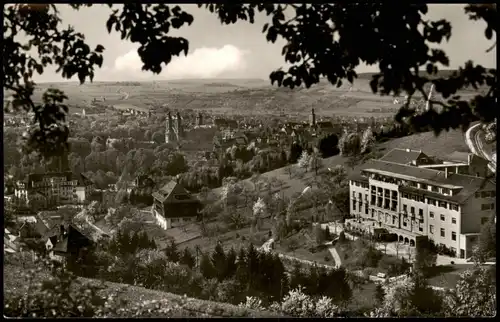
[113,45,248,79]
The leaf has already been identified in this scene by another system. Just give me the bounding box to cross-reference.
[94,44,105,53]
[106,16,116,34]
[484,27,493,40]
[171,18,183,29]
[262,23,269,33]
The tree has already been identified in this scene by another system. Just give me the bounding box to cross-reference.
[476,214,496,262]
[164,240,180,263]
[199,252,216,280]
[180,247,196,269]
[413,238,436,277]
[297,151,310,171]
[308,152,323,176]
[360,126,376,154]
[443,264,496,317]
[225,247,238,278]
[211,243,228,281]
[5,4,496,161]
[374,283,386,307]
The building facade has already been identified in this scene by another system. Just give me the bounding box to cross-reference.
[348,149,495,259]
[14,172,94,210]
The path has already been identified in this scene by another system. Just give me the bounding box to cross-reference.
[466,123,496,173]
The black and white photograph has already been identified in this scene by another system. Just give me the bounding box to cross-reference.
[3,3,496,318]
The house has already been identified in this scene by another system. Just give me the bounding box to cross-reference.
[151,180,202,230]
[45,224,93,263]
[14,172,94,209]
[348,154,496,259]
[213,118,238,130]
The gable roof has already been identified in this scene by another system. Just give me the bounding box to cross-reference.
[152,181,193,203]
[355,159,495,204]
[379,148,428,165]
[51,225,92,253]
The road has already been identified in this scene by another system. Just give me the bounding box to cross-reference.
[466,123,496,173]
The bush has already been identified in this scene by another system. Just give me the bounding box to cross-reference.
[324,256,330,262]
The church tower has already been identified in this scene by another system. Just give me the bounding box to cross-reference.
[166,112,175,143]
[309,108,316,127]
[176,111,183,138]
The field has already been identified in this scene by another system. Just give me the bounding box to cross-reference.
[5,71,483,118]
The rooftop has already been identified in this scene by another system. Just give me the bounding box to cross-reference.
[379,148,427,165]
[353,159,494,204]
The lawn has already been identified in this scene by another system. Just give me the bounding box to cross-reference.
[275,244,335,267]
[426,264,495,290]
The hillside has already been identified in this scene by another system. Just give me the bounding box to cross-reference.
[3,262,278,318]
[5,71,483,118]
[212,128,469,201]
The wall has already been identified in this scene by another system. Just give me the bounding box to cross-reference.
[460,184,496,234]
[425,200,460,254]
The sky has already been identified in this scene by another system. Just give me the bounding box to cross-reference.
[28,4,496,83]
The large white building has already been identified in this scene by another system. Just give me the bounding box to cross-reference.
[15,172,94,209]
[348,148,495,259]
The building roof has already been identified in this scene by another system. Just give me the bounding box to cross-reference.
[379,148,428,165]
[445,151,471,163]
[22,172,93,189]
[316,121,334,129]
[152,181,197,204]
[354,159,495,204]
[50,224,92,254]
[113,104,149,113]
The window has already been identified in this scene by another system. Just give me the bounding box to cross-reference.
[403,205,407,212]
[481,203,495,210]
[411,206,415,214]
[358,193,362,200]
[451,204,459,211]
[440,214,445,221]
[429,225,434,234]
[452,217,457,224]
[491,191,496,197]
[420,183,428,190]
[403,221,407,227]
[475,192,481,198]
[365,205,369,215]
[440,228,445,237]
[428,198,436,206]
[419,226,423,232]
[481,191,488,198]
[418,208,423,216]
[430,212,434,218]
[371,209,375,218]
[392,216,396,225]
[481,217,489,225]
[452,232,457,241]
[431,186,439,192]
[392,191,398,199]
[438,201,448,208]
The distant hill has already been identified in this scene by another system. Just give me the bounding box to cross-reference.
[4,69,484,117]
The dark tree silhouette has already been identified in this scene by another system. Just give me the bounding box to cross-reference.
[3,4,496,160]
